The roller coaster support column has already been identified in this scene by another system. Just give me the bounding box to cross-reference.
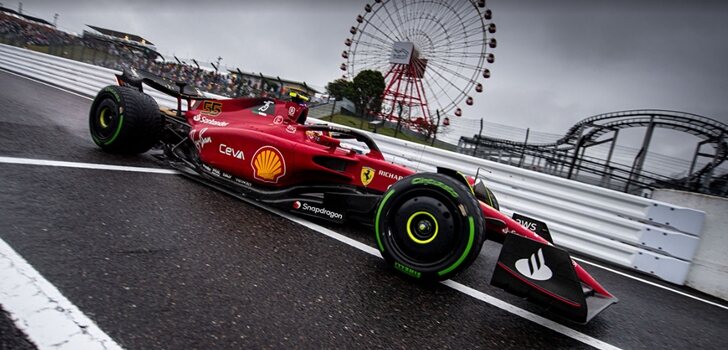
[626,115,656,193]
[601,129,620,187]
[567,136,586,179]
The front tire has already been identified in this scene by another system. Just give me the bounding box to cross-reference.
[375,173,486,282]
[89,85,162,153]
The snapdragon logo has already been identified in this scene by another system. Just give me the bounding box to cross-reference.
[514,248,553,281]
[193,114,229,127]
[292,201,343,220]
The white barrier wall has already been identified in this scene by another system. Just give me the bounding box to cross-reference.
[0,43,709,285]
[652,189,728,300]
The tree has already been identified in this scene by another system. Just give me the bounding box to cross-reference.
[348,70,385,128]
[325,78,352,121]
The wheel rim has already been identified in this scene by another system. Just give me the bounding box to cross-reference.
[406,211,439,244]
[91,98,121,142]
[384,189,466,269]
[98,107,111,129]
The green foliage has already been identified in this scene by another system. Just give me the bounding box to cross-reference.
[326,70,385,117]
[325,79,351,101]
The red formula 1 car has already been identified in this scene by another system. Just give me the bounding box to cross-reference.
[88,69,617,323]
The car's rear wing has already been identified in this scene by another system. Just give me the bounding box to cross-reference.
[115,68,212,117]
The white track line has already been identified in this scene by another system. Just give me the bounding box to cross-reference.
[0,156,622,350]
[0,156,178,174]
[0,238,123,350]
[573,257,728,311]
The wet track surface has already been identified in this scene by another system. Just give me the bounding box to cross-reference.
[1,70,727,349]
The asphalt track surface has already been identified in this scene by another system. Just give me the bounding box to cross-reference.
[0,70,727,349]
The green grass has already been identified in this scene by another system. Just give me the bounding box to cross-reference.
[322,113,434,146]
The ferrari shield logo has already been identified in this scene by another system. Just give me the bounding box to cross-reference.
[361,167,375,186]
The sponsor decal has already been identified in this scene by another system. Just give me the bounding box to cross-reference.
[411,177,458,198]
[219,143,245,159]
[255,100,275,116]
[393,261,421,279]
[273,115,284,124]
[514,248,553,281]
[361,167,375,186]
[514,218,538,232]
[234,178,252,187]
[190,128,211,150]
[292,201,344,220]
[288,106,297,117]
[201,101,222,116]
[378,170,403,181]
[193,114,229,127]
[286,125,297,133]
[251,146,286,183]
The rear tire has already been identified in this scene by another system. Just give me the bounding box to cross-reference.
[375,173,486,282]
[89,85,162,153]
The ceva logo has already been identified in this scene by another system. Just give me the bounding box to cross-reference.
[515,248,553,281]
[219,144,244,159]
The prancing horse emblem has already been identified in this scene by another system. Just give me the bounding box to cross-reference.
[361,167,375,186]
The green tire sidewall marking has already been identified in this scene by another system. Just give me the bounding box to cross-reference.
[410,177,459,198]
[374,189,395,252]
[406,211,439,244]
[103,87,122,103]
[103,114,124,145]
[437,216,475,276]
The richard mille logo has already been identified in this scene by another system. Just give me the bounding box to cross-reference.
[515,248,553,281]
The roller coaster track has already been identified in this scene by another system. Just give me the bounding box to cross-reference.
[459,110,727,194]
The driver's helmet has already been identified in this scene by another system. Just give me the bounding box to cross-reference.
[289,89,310,104]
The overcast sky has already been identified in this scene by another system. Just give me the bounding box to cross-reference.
[10,0,728,170]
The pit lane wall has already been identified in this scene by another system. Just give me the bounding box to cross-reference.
[0,43,711,287]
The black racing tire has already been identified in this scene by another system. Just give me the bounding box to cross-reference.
[374,173,486,282]
[89,85,162,154]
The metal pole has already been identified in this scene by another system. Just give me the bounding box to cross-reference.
[518,128,530,167]
[431,110,441,146]
[329,99,337,121]
[473,118,483,156]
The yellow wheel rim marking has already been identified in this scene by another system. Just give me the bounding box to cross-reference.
[99,107,109,128]
[406,211,439,244]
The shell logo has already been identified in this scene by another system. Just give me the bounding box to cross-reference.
[252,146,286,183]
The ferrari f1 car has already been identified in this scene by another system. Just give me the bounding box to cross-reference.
[88,69,617,323]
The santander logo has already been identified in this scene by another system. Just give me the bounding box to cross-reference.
[515,248,553,281]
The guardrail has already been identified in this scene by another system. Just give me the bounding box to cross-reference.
[0,43,706,285]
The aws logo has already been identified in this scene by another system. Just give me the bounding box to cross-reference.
[361,167,375,186]
[252,146,286,183]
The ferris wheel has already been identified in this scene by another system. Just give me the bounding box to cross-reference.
[341,0,496,129]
